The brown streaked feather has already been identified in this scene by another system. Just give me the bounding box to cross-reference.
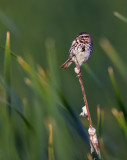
[60,57,72,69]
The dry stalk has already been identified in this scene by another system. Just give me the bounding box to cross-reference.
[74,59,93,127]
[74,58,101,159]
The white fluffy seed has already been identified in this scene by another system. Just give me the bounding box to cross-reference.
[88,127,96,136]
[80,106,88,117]
[74,67,80,74]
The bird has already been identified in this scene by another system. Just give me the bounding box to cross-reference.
[61,32,93,69]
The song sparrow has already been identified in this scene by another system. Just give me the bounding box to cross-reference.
[61,32,93,69]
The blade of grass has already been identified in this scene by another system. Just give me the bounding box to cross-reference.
[97,105,103,138]
[57,89,90,145]
[100,38,127,81]
[59,105,90,146]
[0,74,23,113]
[114,11,127,23]
[112,108,127,139]
[48,124,55,160]
[1,47,48,107]
[4,32,11,87]
[17,56,50,99]
[1,44,48,96]
[0,74,34,131]
[4,32,11,114]
[0,45,18,59]
[97,106,108,159]
[108,67,127,121]
[0,95,34,131]
[1,46,51,105]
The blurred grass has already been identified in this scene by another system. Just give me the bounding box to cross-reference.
[100,38,127,81]
[108,67,127,121]
[114,11,127,23]
[48,124,55,160]
[112,108,127,139]
[99,12,127,159]
[0,2,127,159]
[97,105,104,138]
[4,32,11,114]
[0,32,91,160]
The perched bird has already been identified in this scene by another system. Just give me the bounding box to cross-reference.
[61,32,93,69]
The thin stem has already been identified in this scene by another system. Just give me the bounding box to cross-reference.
[74,58,101,158]
[74,59,93,128]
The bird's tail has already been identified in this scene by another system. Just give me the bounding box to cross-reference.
[61,57,72,69]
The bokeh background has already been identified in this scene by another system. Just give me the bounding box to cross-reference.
[0,0,127,159]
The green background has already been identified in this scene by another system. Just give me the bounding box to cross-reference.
[0,0,127,159]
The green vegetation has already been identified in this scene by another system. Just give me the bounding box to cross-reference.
[0,1,127,159]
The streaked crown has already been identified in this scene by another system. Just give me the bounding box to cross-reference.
[75,32,92,44]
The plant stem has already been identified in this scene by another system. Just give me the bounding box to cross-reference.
[75,58,101,159]
[74,59,93,127]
